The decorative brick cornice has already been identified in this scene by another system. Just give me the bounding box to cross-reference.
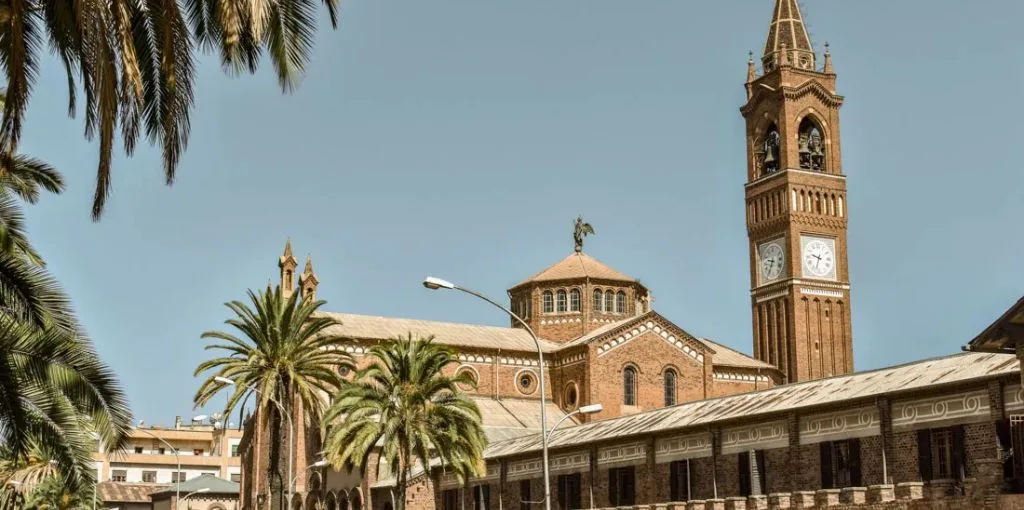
[781,81,845,108]
[595,319,706,365]
[713,371,771,383]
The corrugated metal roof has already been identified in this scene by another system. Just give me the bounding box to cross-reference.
[511,252,638,288]
[484,351,1018,459]
[316,313,562,353]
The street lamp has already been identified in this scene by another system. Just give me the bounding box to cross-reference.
[287,459,329,507]
[136,420,185,508]
[547,404,602,442]
[178,487,210,509]
[422,276,555,510]
[215,377,294,510]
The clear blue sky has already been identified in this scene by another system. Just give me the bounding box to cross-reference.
[18,0,1024,425]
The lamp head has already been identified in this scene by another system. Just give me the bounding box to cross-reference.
[311,460,329,468]
[192,415,208,422]
[578,404,603,415]
[422,276,455,290]
[196,488,210,494]
[214,377,235,386]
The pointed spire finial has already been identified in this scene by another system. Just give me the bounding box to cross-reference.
[303,254,315,275]
[283,239,293,257]
[747,51,757,83]
[823,41,834,74]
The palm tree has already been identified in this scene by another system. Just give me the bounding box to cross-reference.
[0,0,342,220]
[193,284,351,510]
[0,317,132,502]
[21,474,95,510]
[322,334,487,510]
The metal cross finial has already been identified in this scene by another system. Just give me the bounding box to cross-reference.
[573,216,595,253]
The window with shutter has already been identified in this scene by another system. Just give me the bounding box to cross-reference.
[669,460,690,501]
[473,485,490,510]
[918,429,934,481]
[848,438,863,487]
[608,467,635,506]
[739,451,752,496]
[520,481,531,510]
[820,442,834,489]
[951,425,967,480]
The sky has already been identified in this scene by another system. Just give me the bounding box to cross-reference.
[17,0,1024,426]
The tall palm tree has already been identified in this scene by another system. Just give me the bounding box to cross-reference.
[193,284,351,509]
[322,334,487,510]
[0,316,132,501]
[21,474,95,510]
[0,0,342,220]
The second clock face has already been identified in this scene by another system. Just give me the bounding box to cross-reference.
[801,236,836,279]
[758,240,785,283]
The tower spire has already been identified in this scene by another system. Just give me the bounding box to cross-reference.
[299,254,319,300]
[762,0,816,73]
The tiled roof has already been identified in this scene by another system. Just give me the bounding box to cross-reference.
[512,252,638,288]
[317,313,562,353]
[152,474,239,497]
[697,337,776,370]
[484,351,1019,459]
[97,482,167,503]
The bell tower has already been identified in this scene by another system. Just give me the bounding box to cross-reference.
[741,0,853,383]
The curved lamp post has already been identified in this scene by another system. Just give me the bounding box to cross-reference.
[178,487,209,509]
[215,376,294,510]
[136,422,183,507]
[423,276,555,510]
[547,404,602,442]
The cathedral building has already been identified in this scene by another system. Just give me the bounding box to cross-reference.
[237,2,1024,509]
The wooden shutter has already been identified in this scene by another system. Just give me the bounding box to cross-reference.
[820,442,834,489]
[755,450,767,494]
[952,425,967,480]
[918,429,934,482]
[849,439,863,487]
[624,467,636,505]
[608,468,618,507]
[572,474,582,510]
[738,451,752,496]
[669,461,679,501]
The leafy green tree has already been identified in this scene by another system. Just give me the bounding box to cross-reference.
[21,474,95,510]
[193,285,351,510]
[0,0,342,220]
[0,318,131,502]
[322,334,487,510]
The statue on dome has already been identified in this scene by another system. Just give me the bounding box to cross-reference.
[573,216,595,252]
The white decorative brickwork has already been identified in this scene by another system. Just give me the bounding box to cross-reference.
[597,322,704,365]
[892,390,989,431]
[549,451,590,474]
[721,420,788,455]
[1004,384,1024,413]
[506,458,542,481]
[713,371,771,383]
[655,432,712,463]
[799,406,880,445]
[597,441,647,467]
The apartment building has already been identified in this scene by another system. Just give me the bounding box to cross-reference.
[93,415,244,485]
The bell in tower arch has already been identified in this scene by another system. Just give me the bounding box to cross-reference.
[761,127,780,175]
[798,118,826,172]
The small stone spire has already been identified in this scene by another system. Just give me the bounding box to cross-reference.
[299,254,319,300]
[747,51,757,82]
[823,42,834,74]
[762,0,816,72]
[279,239,299,298]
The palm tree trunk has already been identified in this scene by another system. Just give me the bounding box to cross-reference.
[269,406,285,510]
[395,451,409,510]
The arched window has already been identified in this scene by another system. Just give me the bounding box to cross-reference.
[593,289,603,312]
[623,367,637,406]
[569,289,581,312]
[798,118,825,171]
[605,290,615,312]
[616,291,626,314]
[761,125,781,175]
[556,290,567,312]
[664,369,677,406]
[542,291,553,313]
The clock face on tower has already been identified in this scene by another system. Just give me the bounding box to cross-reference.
[758,239,785,283]
[800,235,836,280]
